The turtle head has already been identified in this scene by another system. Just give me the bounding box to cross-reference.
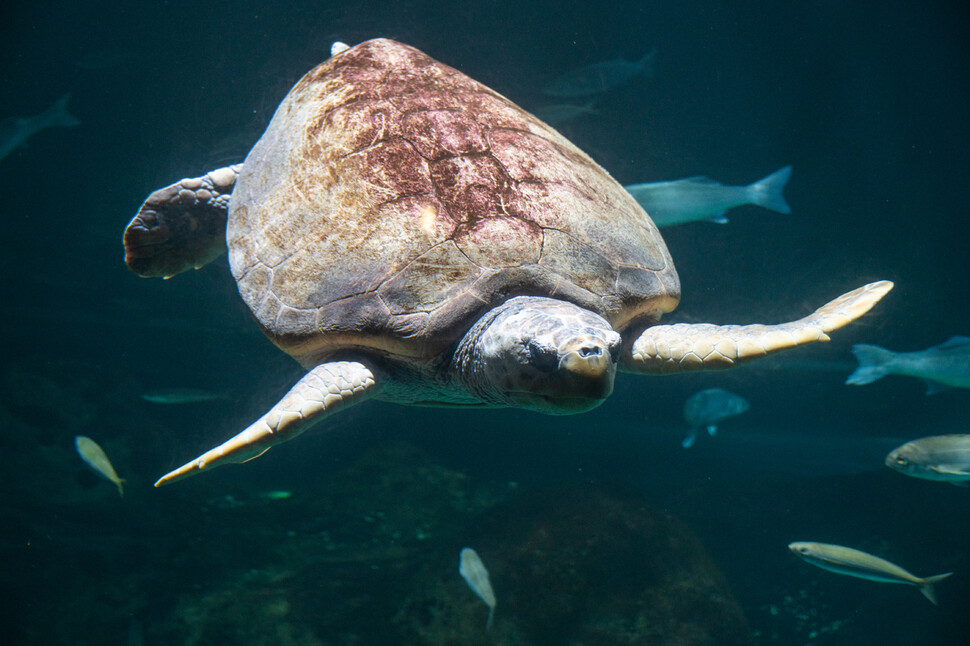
[456,297,621,414]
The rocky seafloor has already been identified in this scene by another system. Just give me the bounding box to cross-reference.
[2,358,750,645]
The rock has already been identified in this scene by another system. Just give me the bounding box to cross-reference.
[396,481,752,645]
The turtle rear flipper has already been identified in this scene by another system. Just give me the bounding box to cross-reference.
[625,281,894,373]
[123,164,242,278]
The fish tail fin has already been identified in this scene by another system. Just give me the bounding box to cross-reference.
[485,605,495,633]
[845,344,896,385]
[747,166,792,214]
[46,93,80,128]
[918,572,953,605]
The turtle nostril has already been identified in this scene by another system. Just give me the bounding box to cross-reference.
[579,345,603,358]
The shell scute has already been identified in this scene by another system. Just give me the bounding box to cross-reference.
[402,109,488,161]
[378,241,482,315]
[455,217,542,268]
[351,138,434,198]
[308,99,395,156]
[429,153,516,224]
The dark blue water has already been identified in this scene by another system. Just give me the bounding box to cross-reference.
[2,1,968,644]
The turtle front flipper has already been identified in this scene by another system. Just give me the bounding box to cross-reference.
[154,361,379,486]
[624,281,893,374]
[124,164,242,278]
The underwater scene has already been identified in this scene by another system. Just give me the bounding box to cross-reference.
[2,1,969,644]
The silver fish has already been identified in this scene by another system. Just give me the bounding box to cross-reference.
[459,547,496,632]
[681,387,749,448]
[788,541,952,605]
[625,166,791,227]
[542,50,656,98]
[886,435,970,485]
[531,102,599,125]
[846,336,970,393]
[0,94,80,163]
[74,435,125,497]
[141,388,227,404]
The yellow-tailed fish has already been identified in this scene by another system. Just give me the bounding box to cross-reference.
[788,541,951,604]
[459,547,496,632]
[74,435,125,497]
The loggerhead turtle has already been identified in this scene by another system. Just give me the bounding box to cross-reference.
[123,39,892,487]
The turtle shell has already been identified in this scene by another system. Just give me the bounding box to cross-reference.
[228,39,680,367]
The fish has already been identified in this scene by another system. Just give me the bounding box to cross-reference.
[846,337,970,393]
[542,50,656,98]
[886,435,970,485]
[257,490,293,501]
[459,547,496,632]
[625,166,792,227]
[74,435,125,497]
[0,94,80,163]
[681,387,750,448]
[788,541,952,605]
[141,388,227,404]
[532,102,599,125]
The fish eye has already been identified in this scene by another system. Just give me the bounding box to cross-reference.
[896,458,908,466]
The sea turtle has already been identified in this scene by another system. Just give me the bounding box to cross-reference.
[124,39,892,487]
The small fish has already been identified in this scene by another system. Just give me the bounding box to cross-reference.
[532,102,599,125]
[846,337,970,393]
[459,547,496,632]
[141,388,227,404]
[625,166,792,227]
[542,50,656,98]
[886,435,970,485]
[257,490,293,501]
[681,387,749,448]
[74,435,125,497]
[0,94,80,163]
[788,541,952,605]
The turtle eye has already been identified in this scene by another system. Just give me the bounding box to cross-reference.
[608,337,621,364]
[527,339,559,372]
